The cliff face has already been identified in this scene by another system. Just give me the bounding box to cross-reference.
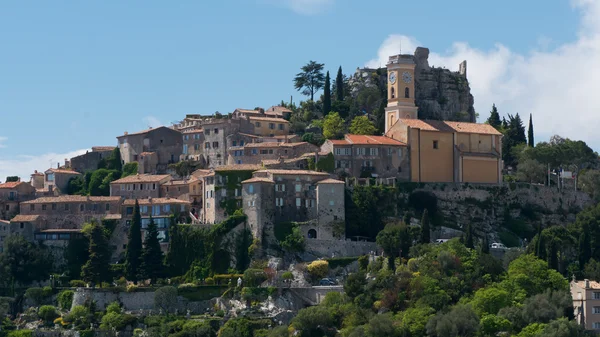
[350,47,476,122]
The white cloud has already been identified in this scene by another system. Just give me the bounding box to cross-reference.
[265,0,334,15]
[0,137,6,149]
[143,116,163,129]
[366,0,600,149]
[0,149,89,182]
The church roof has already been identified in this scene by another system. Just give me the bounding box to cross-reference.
[398,119,502,136]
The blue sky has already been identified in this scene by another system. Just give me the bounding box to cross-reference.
[1,0,597,179]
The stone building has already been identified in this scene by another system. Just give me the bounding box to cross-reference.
[0,219,9,252]
[109,174,171,199]
[44,168,82,195]
[70,146,116,173]
[200,164,261,224]
[181,129,205,162]
[0,180,36,220]
[233,106,292,120]
[321,135,409,180]
[572,279,600,330]
[243,116,290,137]
[160,176,202,210]
[30,171,45,191]
[227,141,317,165]
[201,119,241,168]
[117,126,183,174]
[242,169,345,241]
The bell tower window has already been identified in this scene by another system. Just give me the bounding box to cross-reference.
[405,87,410,98]
[391,87,395,99]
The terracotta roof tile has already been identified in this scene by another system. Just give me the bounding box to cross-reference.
[242,177,275,184]
[11,215,41,222]
[0,181,23,189]
[22,196,121,204]
[316,178,345,184]
[398,119,502,135]
[40,229,82,233]
[140,152,156,156]
[215,164,262,172]
[183,129,203,134]
[103,214,123,220]
[122,198,190,206]
[117,126,180,138]
[345,134,407,146]
[47,169,81,175]
[573,280,600,289]
[164,176,199,185]
[191,169,212,177]
[329,139,350,145]
[92,146,117,152]
[0,219,10,225]
[255,169,329,176]
[244,142,281,148]
[111,174,171,184]
[248,116,290,123]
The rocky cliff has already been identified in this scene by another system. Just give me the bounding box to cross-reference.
[350,46,476,122]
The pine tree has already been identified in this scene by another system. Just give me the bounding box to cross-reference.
[486,104,502,130]
[481,235,490,254]
[420,209,430,244]
[125,200,143,283]
[502,113,527,167]
[465,223,474,249]
[81,220,110,286]
[336,66,344,101]
[528,113,534,147]
[323,71,332,115]
[140,216,164,283]
[579,222,592,270]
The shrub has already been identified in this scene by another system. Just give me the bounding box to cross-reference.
[282,271,294,280]
[243,269,268,287]
[326,257,358,269]
[69,280,86,288]
[57,290,74,311]
[358,255,369,271]
[205,277,214,285]
[106,301,121,314]
[38,305,59,323]
[307,260,329,280]
[25,287,49,305]
[126,284,138,293]
[64,305,90,330]
[155,286,178,313]
[6,330,33,337]
[79,330,94,337]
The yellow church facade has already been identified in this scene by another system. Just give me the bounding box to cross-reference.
[383,52,503,184]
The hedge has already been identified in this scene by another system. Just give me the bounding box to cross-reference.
[325,257,359,269]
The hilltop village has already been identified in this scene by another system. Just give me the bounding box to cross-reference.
[2,48,600,336]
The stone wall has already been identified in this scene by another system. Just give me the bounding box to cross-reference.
[302,239,377,260]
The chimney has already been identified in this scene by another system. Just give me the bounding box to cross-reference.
[124,131,128,135]
[585,279,591,288]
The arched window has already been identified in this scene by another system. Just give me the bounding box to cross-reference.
[391,87,395,99]
[405,87,410,98]
[308,229,317,239]
[389,114,395,128]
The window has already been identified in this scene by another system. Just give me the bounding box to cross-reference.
[594,322,600,329]
[152,205,160,216]
[126,207,133,215]
[205,143,211,149]
[255,122,261,127]
[42,204,47,211]
[213,142,219,148]
[232,140,237,146]
[295,184,302,192]
[433,140,439,149]
[121,184,125,191]
[234,188,239,197]
[356,148,366,155]
[20,223,24,229]
[329,200,335,206]
[194,144,200,151]
[278,124,284,130]
[51,203,56,211]
[405,87,410,98]
[47,173,55,182]
[205,129,210,135]
[275,198,283,206]
[296,198,301,207]
[269,123,275,129]
[93,204,98,211]
[594,292,600,300]
[64,204,69,211]
[183,144,188,154]
[80,204,84,211]
[181,204,185,212]
[214,128,219,134]
[240,140,244,146]
[164,204,171,213]
[30,204,35,211]
[184,135,189,141]
[248,184,254,194]
[141,206,148,213]
[252,149,258,155]
[369,148,378,156]
[391,87,395,98]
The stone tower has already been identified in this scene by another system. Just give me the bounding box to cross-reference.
[385,54,419,134]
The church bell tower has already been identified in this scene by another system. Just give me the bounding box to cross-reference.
[385,54,419,134]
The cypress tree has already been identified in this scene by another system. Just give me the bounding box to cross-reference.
[402,212,411,226]
[336,66,344,101]
[125,200,143,282]
[323,71,332,115]
[81,220,110,286]
[535,227,547,261]
[481,235,490,254]
[548,239,558,270]
[579,222,592,269]
[140,216,164,283]
[420,209,430,244]
[486,104,502,130]
[465,223,474,249]
[164,215,183,276]
[528,113,534,147]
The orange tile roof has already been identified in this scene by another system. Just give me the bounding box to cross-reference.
[267,106,292,114]
[111,174,171,184]
[215,164,262,172]
[242,177,275,184]
[249,116,290,123]
[191,169,212,177]
[244,142,281,148]
[117,126,180,138]
[316,178,345,184]
[183,129,203,134]
[255,169,329,176]
[122,198,190,205]
[398,119,502,135]
[47,169,81,175]
[164,176,199,185]
[345,134,407,146]
[0,219,10,225]
[11,215,41,222]
[329,139,350,145]
[235,108,258,113]
[0,181,23,189]
[92,146,116,152]
[573,280,600,289]
[40,229,82,233]
[140,152,156,156]
[22,196,121,204]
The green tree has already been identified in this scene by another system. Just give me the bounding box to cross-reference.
[344,271,367,300]
[66,176,87,195]
[335,66,344,101]
[294,60,325,101]
[465,223,474,249]
[323,71,332,115]
[281,226,305,252]
[584,259,600,281]
[535,227,547,261]
[322,112,345,139]
[528,113,534,147]
[516,159,546,183]
[502,113,527,168]
[481,235,490,254]
[5,176,19,183]
[349,116,377,135]
[154,286,178,313]
[470,286,511,316]
[106,147,122,171]
[366,313,400,337]
[421,209,431,244]
[0,235,53,295]
[426,304,479,337]
[81,220,111,286]
[65,236,90,279]
[376,222,410,270]
[578,169,600,201]
[486,104,502,130]
[291,306,336,337]
[125,200,143,283]
[140,216,164,283]
[88,169,120,196]
[121,162,138,178]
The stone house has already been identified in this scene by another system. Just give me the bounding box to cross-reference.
[70,146,116,173]
[0,219,9,252]
[160,176,202,211]
[30,171,45,191]
[109,174,171,199]
[227,141,318,165]
[181,129,205,162]
[261,155,313,170]
[44,168,82,195]
[572,279,600,330]
[201,119,241,168]
[242,169,345,241]
[321,134,409,180]
[0,180,36,220]
[243,116,290,137]
[200,164,261,225]
[233,106,292,120]
[117,126,183,174]
[386,119,503,183]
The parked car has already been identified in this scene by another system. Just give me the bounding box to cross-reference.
[491,242,507,249]
[319,278,337,286]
